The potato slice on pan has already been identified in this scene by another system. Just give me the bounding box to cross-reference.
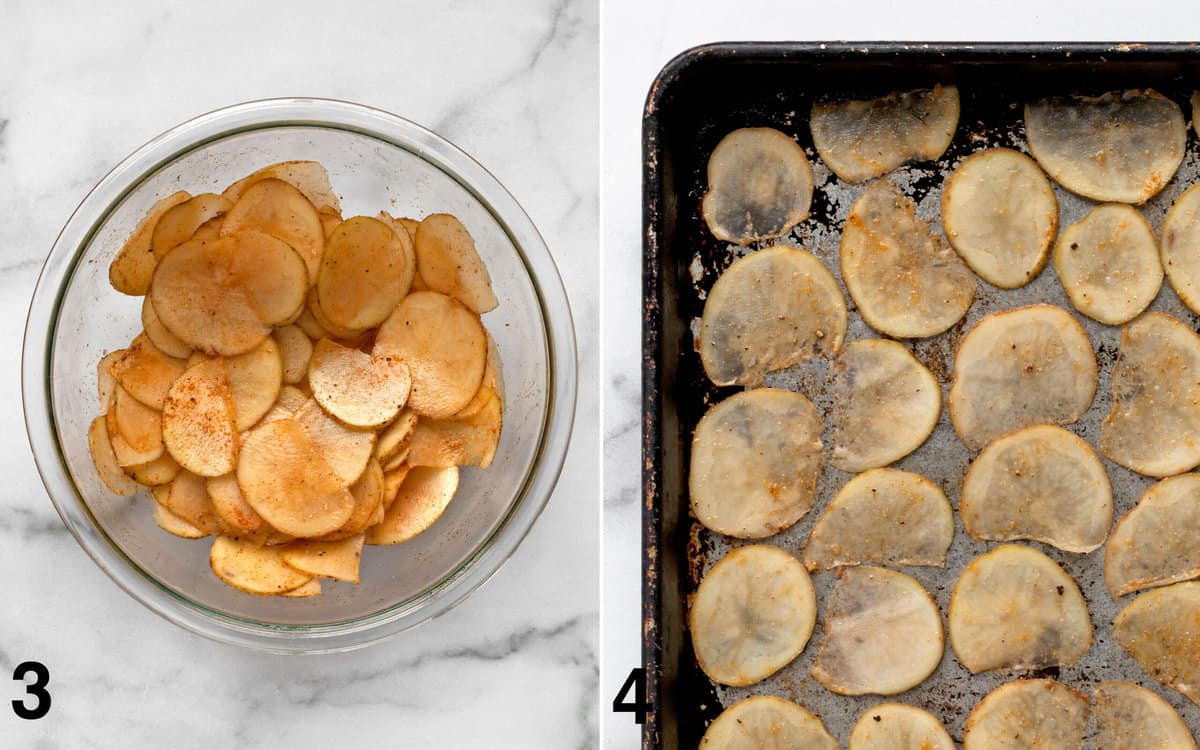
[109,333,187,410]
[293,397,376,485]
[150,192,232,259]
[828,339,940,472]
[227,337,282,431]
[153,502,207,539]
[1053,203,1161,325]
[88,416,139,496]
[812,566,944,696]
[1099,312,1200,476]
[374,291,487,418]
[220,178,324,283]
[209,535,312,595]
[365,465,459,545]
[273,325,313,385]
[961,425,1112,553]
[1106,473,1200,598]
[963,679,1088,750]
[318,459,385,540]
[206,473,271,540]
[841,180,975,338]
[376,410,419,462]
[109,190,190,295]
[415,214,498,313]
[942,147,1057,288]
[689,545,816,687]
[1025,89,1186,204]
[126,452,181,486]
[948,544,1092,673]
[407,391,502,469]
[848,704,955,750]
[280,534,364,583]
[141,296,191,359]
[318,216,411,330]
[1114,582,1200,708]
[699,696,837,750]
[161,358,238,477]
[948,304,1097,450]
[804,468,953,570]
[698,245,846,386]
[222,160,340,214]
[113,384,163,459]
[1162,184,1200,315]
[280,578,321,598]
[307,338,411,429]
[690,388,824,539]
[1093,680,1197,750]
[96,350,122,412]
[160,470,222,534]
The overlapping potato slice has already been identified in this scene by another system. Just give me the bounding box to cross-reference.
[88,416,139,495]
[161,358,237,477]
[281,578,322,598]
[191,216,223,240]
[700,127,814,244]
[158,470,222,534]
[690,388,823,539]
[376,410,419,462]
[848,704,955,750]
[291,397,375,485]
[413,214,496,313]
[366,465,459,545]
[319,459,385,540]
[209,535,312,595]
[948,544,1092,673]
[942,147,1057,288]
[153,502,207,539]
[1093,680,1198,750]
[107,410,161,468]
[962,679,1088,750]
[1025,89,1186,204]
[280,534,364,583]
[698,245,846,386]
[812,566,943,696]
[1106,473,1200,598]
[96,350,122,411]
[273,325,313,385]
[804,468,953,570]
[113,384,164,460]
[1114,582,1200,707]
[307,339,410,428]
[407,391,502,469]
[109,191,191,295]
[1053,203,1161,325]
[810,85,959,183]
[126,452,180,486]
[150,192,232,259]
[381,464,412,510]
[221,160,340,214]
[141,296,191,359]
[841,180,975,338]
[206,473,274,542]
[1162,184,1200,314]
[1099,312,1200,476]
[828,339,940,472]
[699,696,837,750]
[948,304,1097,450]
[317,216,412,329]
[109,333,187,410]
[221,177,325,282]
[233,230,311,325]
[226,337,282,430]
[961,425,1112,553]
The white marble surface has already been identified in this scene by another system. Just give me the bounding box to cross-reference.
[600,2,1193,747]
[0,1,597,747]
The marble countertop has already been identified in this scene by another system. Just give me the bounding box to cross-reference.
[0,1,597,747]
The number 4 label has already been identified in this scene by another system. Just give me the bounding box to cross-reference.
[612,667,652,725]
[12,661,51,720]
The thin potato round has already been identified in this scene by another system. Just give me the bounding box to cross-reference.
[280,534,364,583]
[848,704,955,750]
[113,384,163,459]
[381,464,412,509]
[232,229,310,325]
[701,127,814,244]
[161,358,238,477]
[318,458,385,540]
[1093,680,1198,750]
[1054,203,1161,325]
[106,406,161,468]
[375,410,419,462]
[151,192,232,259]
[141,296,191,358]
[109,190,191,295]
[207,473,270,539]
[413,214,496,313]
[160,470,222,534]
[1114,582,1200,707]
[221,160,340,213]
[407,391,502,469]
[191,215,223,240]
[455,335,503,418]
[308,338,411,428]
[227,337,283,430]
[109,333,187,410]
[293,301,331,341]
[126,452,181,486]
[963,679,1089,750]
[280,578,321,598]
[699,696,837,750]
[88,416,139,496]
[318,216,410,329]
[1106,473,1200,598]
[365,465,458,545]
[96,350,122,412]
[1162,184,1200,314]
[376,212,418,289]
[220,177,325,283]
[209,535,312,595]
[273,325,313,385]
[153,502,207,539]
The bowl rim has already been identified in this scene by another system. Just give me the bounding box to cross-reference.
[21,97,578,653]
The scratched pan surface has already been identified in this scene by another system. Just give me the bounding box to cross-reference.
[643,42,1200,750]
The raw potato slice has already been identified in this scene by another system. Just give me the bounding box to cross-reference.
[699,696,837,750]
[698,245,847,386]
[1093,680,1198,750]
[848,704,955,750]
[942,147,1057,288]
[375,410,419,461]
[1025,90,1186,204]
[318,216,411,329]
[113,384,163,459]
[206,473,270,539]
[308,339,411,428]
[126,452,180,486]
[413,214,496,313]
[948,544,1092,673]
[222,160,340,213]
[191,216,223,240]
[141,296,191,359]
[961,425,1113,553]
[381,464,412,509]
[88,416,139,495]
[220,178,325,283]
[209,535,312,595]
[1106,473,1200,598]
[274,325,313,385]
[700,127,814,245]
[382,445,411,473]
[106,407,160,467]
[96,350,122,412]
[109,333,187,410]
[280,535,364,583]
[804,468,953,570]
[812,566,944,696]
[365,465,459,545]
[227,337,283,430]
[841,180,975,338]
[407,391,502,469]
[150,193,232,258]
[161,358,238,477]
[109,190,190,295]
[829,339,940,472]
[1099,312,1200,476]
[236,417,354,538]
[276,385,309,414]
[689,545,816,687]
[319,459,385,540]
[1162,184,1200,314]
[1054,203,1162,325]
[160,470,221,534]
[293,398,376,486]
[232,230,310,325]
[456,335,504,418]
[280,579,322,598]
[963,679,1089,750]
[810,85,959,183]
[690,388,824,539]
[294,301,331,341]
[374,291,487,418]
[376,212,418,285]
[948,304,1097,450]
[1114,582,1200,707]
[153,502,206,539]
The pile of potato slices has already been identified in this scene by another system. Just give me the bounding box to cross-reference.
[694,86,1200,747]
[90,160,504,598]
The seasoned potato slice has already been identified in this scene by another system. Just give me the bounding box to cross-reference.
[153,502,207,539]
[698,245,846,386]
[280,534,364,583]
[96,350,122,412]
[1106,473,1200,598]
[293,300,332,341]
[113,384,163,460]
[1053,203,1161,325]
[375,410,419,462]
[407,390,502,469]
[1114,582,1200,707]
[161,358,238,477]
[280,578,322,598]
[109,191,191,295]
[222,160,340,213]
[209,535,312,595]
[141,296,191,359]
[1162,184,1200,314]
[151,192,232,259]
[415,214,499,313]
[109,333,187,410]
[366,465,458,545]
[293,397,376,486]
[273,325,313,385]
[848,704,955,750]
[159,470,222,534]
[233,230,310,325]
[699,696,837,750]
[126,452,181,486]
[276,385,309,414]
[381,463,412,509]
[456,335,504,418]
[1093,680,1197,750]
[227,337,283,430]
[307,338,410,428]
[700,127,814,245]
[106,406,160,467]
[317,216,411,329]
[88,416,139,495]
[318,458,385,540]
[207,473,271,540]
[191,215,223,240]
[221,177,325,282]
[963,679,1088,750]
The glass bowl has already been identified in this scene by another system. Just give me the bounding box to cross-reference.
[21,98,577,653]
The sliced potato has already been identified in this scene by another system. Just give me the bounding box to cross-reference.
[377,211,418,285]
[220,177,325,283]
[141,296,191,359]
[280,534,364,583]
[1114,582,1200,707]
[848,704,955,750]
[227,337,283,430]
[407,390,502,468]
[375,410,419,462]
[191,215,223,240]
[294,301,331,341]
[113,384,163,459]
[206,473,270,539]
[88,416,139,495]
[381,463,412,509]
[222,160,340,214]
[1106,473,1200,598]
[307,338,410,428]
[699,696,837,750]
[153,502,207,539]
[318,458,385,540]
[412,214,496,313]
[126,452,181,486]
[109,333,187,410]
[150,192,232,259]
[365,465,458,545]
[96,350,122,412]
[106,406,161,467]
[963,679,1089,750]
[1162,184,1200,315]
[382,444,411,473]
[232,229,310,325]
[293,397,376,485]
[280,578,322,598]
[274,325,313,385]
[160,357,238,477]
[209,535,312,595]
[109,191,191,295]
[276,385,309,414]
[160,470,222,534]
[1093,680,1198,750]
[317,216,411,329]
[455,335,503,418]
[701,127,814,244]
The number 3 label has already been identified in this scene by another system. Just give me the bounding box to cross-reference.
[12,661,51,720]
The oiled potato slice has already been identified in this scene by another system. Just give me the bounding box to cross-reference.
[812,566,944,696]
[141,296,191,359]
[113,384,163,460]
[963,679,1088,750]
[126,452,181,486]
[96,350,122,412]
[701,127,814,244]
[191,216,223,240]
[1093,680,1198,750]
[961,425,1112,553]
[699,696,837,750]
[1099,312,1200,476]
[942,148,1057,288]
[375,410,419,462]
[690,388,824,539]
[294,301,331,341]
[319,458,385,540]
[1106,473,1200,598]
[206,473,281,543]
[109,190,190,295]
[948,544,1092,673]
[1025,89,1186,204]
[276,384,309,414]
[160,470,222,534]
[273,325,313,385]
[841,180,975,338]
[221,177,325,283]
[225,337,283,431]
[293,398,375,486]
[109,333,187,410]
[161,358,238,477]
[280,578,322,598]
[848,704,955,750]
[689,545,816,687]
[106,405,160,467]
[376,211,418,279]
[209,535,312,595]
[1113,582,1200,707]
[413,214,497,313]
[88,416,139,496]
[829,339,940,472]
[1162,184,1200,314]
[307,339,411,428]
[381,463,412,509]
[153,502,207,539]
[1053,203,1161,325]
[280,534,364,583]
[150,193,232,259]
[456,334,504,418]
[810,85,959,183]
[804,468,953,570]
[374,291,487,418]
[407,391,502,469]
[221,160,340,213]
[698,245,846,386]
[232,230,310,325]
[949,304,1097,450]
[318,216,411,329]
[365,465,459,545]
